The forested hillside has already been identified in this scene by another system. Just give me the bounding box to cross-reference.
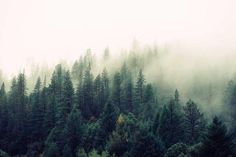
[0,48,235,157]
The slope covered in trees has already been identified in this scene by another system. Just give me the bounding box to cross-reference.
[0,48,235,157]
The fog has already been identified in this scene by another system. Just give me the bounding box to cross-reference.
[1,0,236,75]
[1,0,236,118]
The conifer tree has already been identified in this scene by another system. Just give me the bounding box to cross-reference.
[0,83,8,149]
[56,71,74,126]
[183,99,204,144]
[101,68,109,107]
[63,108,83,157]
[134,69,145,115]
[81,64,94,120]
[112,72,121,110]
[30,78,44,141]
[95,102,117,150]
[159,98,184,147]
[200,116,232,157]
[11,73,27,154]
[0,83,7,130]
[120,66,133,113]
[93,74,103,117]
[130,124,165,157]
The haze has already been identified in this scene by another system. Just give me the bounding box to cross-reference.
[0,0,236,76]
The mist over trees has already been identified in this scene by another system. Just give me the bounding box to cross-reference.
[0,45,235,157]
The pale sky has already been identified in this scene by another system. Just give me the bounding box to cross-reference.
[0,0,236,76]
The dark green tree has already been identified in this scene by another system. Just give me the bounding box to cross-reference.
[129,124,165,157]
[80,65,94,120]
[95,102,117,150]
[63,108,83,157]
[9,73,27,155]
[134,69,145,115]
[200,116,232,157]
[101,69,110,108]
[112,72,121,110]
[120,67,133,113]
[0,83,8,136]
[183,100,204,144]
[107,115,129,157]
[164,143,188,157]
[30,78,44,141]
[93,74,103,117]
[142,84,155,120]
[159,98,184,147]
[56,71,74,126]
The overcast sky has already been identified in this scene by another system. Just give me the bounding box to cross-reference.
[0,0,236,76]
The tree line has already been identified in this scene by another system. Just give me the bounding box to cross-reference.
[0,51,235,157]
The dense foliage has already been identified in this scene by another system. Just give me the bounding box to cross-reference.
[0,50,235,157]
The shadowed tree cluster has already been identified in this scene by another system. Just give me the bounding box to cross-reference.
[0,50,234,157]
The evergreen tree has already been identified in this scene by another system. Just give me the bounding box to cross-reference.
[63,108,83,157]
[183,100,204,144]
[159,98,184,147]
[120,67,133,113]
[107,115,129,157]
[152,111,160,134]
[101,69,110,108]
[43,72,59,136]
[200,116,232,157]
[134,69,145,115]
[81,65,94,120]
[9,73,28,155]
[129,124,165,157]
[71,57,84,84]
[30,78,44,141]
[93,74,103,117]
[95,102,117,150]
[164,143,188,157]
[0,83,8,150]
[0,83,7,134]
[142,84,155,120]
[112,72,121,110]
[56,71,74,127]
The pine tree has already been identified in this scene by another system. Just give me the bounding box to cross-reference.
[130,124,165,157]
[71,57,84,84]
[95,102,117,150]
[81,65,94,120]
[142,84,155,120]
[107,115,129,157]
[93,74,103,117]
[8,73,28,155]
[30,77,44,141]
[183,99,204,144]
[159,98,184,147]
[0,83,7,130]
[134,69,145,115]
[153,111,160,134]
[43,71,59,136]
[0,83,8,148]
[56,71,74,127]
[112,72,121,110]
[200,116,232,157]
[101,68,109,108]
[63,108,83,157]
[120,67,133,113]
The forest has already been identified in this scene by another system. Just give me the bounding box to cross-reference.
[0,46,235,157]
